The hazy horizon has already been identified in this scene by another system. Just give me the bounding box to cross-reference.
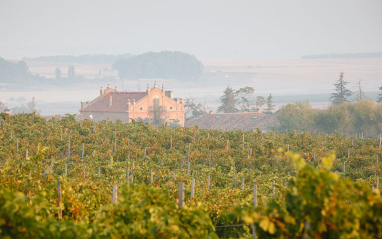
[1,0,382,61]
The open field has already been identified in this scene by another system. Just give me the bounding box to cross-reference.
[2,58,381,115]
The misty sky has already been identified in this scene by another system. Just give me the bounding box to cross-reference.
[0,0,381,60]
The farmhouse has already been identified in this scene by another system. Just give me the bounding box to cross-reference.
[80,83,185,126]
[186,111,280,132]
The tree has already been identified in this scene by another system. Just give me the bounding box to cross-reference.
[235,86,255,112]
[0,101,5,112]
[27,97,37,113]
[12,97,39,114]
[184,97,208,121]
[377,86,382,103]
[330,72,352,105]
[217,86,238,113]
[255,96,266,111]
[264,93,275,114]
[55,68,61,80]
[68,66,75,80]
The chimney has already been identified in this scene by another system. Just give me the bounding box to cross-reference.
[257,109,262,114]
[115,86,118,92]
[109,95,112,107]
[100,86,104,96]
[209,110,214,115]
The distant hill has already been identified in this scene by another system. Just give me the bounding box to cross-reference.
[301,52,382,59]
[22,54,132,64]
[113,51,203,81]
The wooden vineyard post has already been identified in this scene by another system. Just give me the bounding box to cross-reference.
[253,184,257,238]
[128,139,129,147]
[250,148,252,157]
[209,153,211,168]
[272,180,275,197]
[57,178,62,220]
[65,164,67,176]
[234,174,237,188]
[170,135,172,149]
[126,168,130,185]
[82,143,84,159]
[191,178,195,199]
[287,144,289,152]
[26,149,28,159]
[286,172,290,187]
[207,175,210,190]
[16,138,18,150]
[187,162,190,176]
[241,178,245,191]
[172,172,175,184]
[178,182,184,208]
[150,170,153,183]
[43,170,47,181]
[377,177,379,189]
[343,161,346,180]
[50,159,53,171]
[98,167,100,177]
[207,133,209,138]
[188,143,190,155]
[68,134,70,157]
[60,128,62,140]
[144,147,146,159]
[131,173,134,183]
[157,171,160,180]
[112,185,118,203]
[226,139,229,151]
[10,131,12,139]
[114,138,116,153]
[348,148,350,158]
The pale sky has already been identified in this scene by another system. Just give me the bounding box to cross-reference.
[0,0,381,60]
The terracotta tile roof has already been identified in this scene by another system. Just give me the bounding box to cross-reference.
[186,112,280,131]
[80,92,146,112]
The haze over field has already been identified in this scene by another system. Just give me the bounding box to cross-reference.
[0,0,381,114]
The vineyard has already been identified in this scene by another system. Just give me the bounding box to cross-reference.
[0,113,381,238]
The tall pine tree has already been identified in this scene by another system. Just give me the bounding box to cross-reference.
[377,86,382,103]
[330,72,352,105]
[264,93,275,114]
[217,86,238,113]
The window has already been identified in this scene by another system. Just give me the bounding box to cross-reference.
[140,107,143,110]
[170,107,173,109]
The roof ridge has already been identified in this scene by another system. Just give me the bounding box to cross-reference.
[213,112,263,115]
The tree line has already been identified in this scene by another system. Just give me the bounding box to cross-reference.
[277,73,382,136]
[185,86,275,121]
[23,54,132,64]
[113,51,203,81]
